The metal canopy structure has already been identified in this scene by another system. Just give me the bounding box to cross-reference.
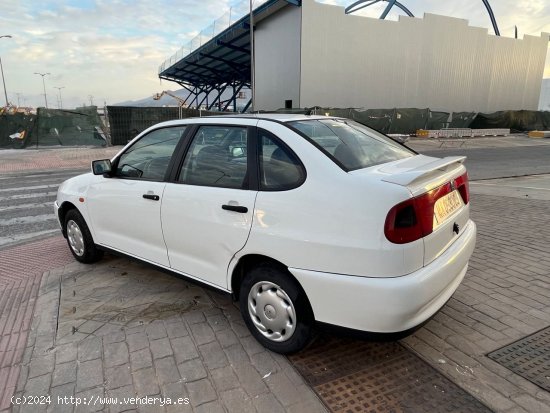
[159,0,301,112]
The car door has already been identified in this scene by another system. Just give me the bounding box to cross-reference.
[161,123,257,288]
[86,125,187,266]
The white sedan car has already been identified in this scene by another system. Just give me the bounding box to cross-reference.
[55,114,476,353]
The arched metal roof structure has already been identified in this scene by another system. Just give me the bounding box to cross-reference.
[344,0,501,36]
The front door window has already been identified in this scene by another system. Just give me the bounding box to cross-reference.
[116,126,186,180]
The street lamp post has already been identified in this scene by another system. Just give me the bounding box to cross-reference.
[249,0,255,112]
[0,35,12,107]
[34,72,51,108]
[54,86,65,109]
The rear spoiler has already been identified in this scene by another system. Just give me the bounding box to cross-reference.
[381,156,466,187]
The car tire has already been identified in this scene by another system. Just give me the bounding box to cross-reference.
[64,209,104,264]
[239,263,314,354]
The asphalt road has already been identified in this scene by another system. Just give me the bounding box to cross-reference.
[420,145,550,180]
[0,168,85,249]
[1,144,549,249]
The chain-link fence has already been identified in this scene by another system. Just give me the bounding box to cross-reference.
[0,106,107,148]
[107,106,224,145]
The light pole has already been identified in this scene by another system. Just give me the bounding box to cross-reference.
[54,86,65,109]
[249,0,254,112]
[0,35,12,106]
[34,72,51,108]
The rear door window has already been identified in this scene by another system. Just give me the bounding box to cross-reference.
[178,126,249,189]
[289,119,413,171]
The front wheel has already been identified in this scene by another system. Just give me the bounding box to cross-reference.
[239,263,314,354]
[64,209,104,264]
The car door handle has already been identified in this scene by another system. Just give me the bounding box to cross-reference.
[143,194,160,201]
[222,204,248,213]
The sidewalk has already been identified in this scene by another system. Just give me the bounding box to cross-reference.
[407,133,550,152]
[1,177,548,412]
[0,147,121,174]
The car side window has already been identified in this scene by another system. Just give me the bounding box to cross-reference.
[116,126,186,180]
[178,126,248,189]
[259,130,305,191]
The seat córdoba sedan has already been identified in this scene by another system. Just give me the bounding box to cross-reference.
[55,114,476,353]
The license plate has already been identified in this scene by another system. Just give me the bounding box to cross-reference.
[433,190,463,227]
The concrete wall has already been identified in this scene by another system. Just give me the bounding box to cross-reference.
[298,0,548,112]
[254,5,301,111]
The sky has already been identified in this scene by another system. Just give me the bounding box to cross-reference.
[0,0,549,109]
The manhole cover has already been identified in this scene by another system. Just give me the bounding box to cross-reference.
[488,326,550,392]
[288,335,491,413]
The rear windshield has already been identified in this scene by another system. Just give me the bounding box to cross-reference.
[288,119,414,171]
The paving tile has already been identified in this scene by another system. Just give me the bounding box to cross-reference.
[55,343,78,364]
[28,354,55,378]
[193,400,225,413]
[215,329,239,349]
[132,367,159,397]
[130,348,153,371]
[164,323,188,339]
[104,342,129,367]
[198,341,228,370]
[126,332,149,353]
[145,321,167,341]
[189,323,215,346]
[150,338,173,360]
[170,337,198,363]
[233,364,269,397]
[48,382,76,413]
[74,386,105,412]
[177,358,207,383]
[210,366,239,392]
[185,379,217,407]
[77,337,102,362]
[23,373,51,396]
[76,359,103,392]
[105,365,133,390]
[154,356,180,385]
[219,388,256,413]
[252,393,285,413]
[52,361,77,387]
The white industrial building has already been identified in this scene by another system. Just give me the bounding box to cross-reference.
[159,0,549,113]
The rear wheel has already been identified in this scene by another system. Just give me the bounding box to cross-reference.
[64,209,103,264]
[239,263,314,354]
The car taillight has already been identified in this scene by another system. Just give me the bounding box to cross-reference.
[455,172,470,204]
[385,171,469,244]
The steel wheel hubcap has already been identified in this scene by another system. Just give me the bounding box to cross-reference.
[248,281,296,342]
[67,220,85,257]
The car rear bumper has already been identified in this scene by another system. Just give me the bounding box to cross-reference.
[289,219,476,333]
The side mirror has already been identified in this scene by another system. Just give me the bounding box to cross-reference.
[92,159,112,176]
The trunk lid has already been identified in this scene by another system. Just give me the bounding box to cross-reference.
[356,154,471,266]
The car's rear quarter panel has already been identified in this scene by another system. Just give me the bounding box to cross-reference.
[238,120,424,278]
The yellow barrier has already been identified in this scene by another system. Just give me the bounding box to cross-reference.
[528,130,550,138]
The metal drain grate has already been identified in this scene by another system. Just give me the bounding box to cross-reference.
[288,335,491,413]
[488,326,550,392]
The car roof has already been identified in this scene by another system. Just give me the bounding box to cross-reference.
[205,113,335,122]
[152,113,342,129]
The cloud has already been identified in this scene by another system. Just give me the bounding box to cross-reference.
[0,0,548,108]
[0,0,231,107]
